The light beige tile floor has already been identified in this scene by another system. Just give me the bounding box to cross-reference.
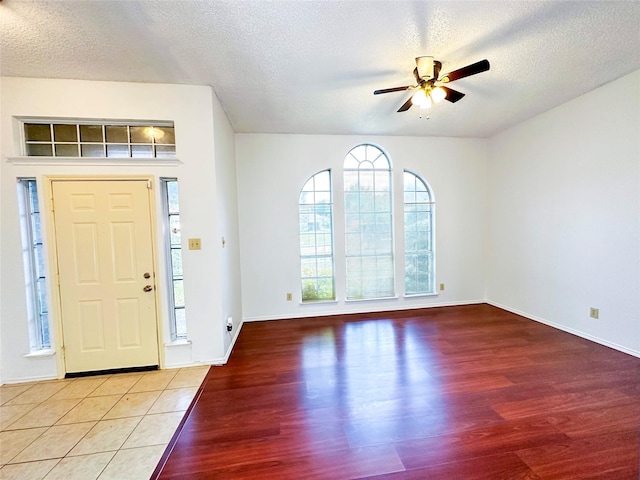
[0,366,209,480]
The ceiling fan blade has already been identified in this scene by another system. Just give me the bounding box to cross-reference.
[442,86,465,103]
[415,56,434,79]
[397,97,413,112]
[441,59,490,83]
[374,85,412,95]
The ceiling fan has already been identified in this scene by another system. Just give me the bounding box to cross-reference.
[374,57,490,112]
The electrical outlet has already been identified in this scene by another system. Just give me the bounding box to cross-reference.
[188,238,201,250]
[439,283,445,291]
[286,293,293,301]
[590,307,599,319]
[226,317,233,332]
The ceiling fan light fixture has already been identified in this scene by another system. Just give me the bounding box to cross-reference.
[374,56,490,113]
[431,86,446,103]
[411,89,431,109]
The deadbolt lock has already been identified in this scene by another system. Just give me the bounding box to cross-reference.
[144,272,151,279]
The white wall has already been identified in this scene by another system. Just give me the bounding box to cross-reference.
[0,77,238,383]
[487,69,640,356]
[212,92,243,354]
[235,134,488,321]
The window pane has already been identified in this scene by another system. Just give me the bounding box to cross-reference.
[174,308,187,338]
[105,125,128,143]
[375,192,390,212]
[359,171,374,190]
[34,244,46,277]
[131,145,153,158]
[106,144,129,158]
[302,279,318,301]
[26,144,53,156]
[55,144,79,157]
[32,216,42,245]
[153,127,175,144]
[53,124,78,142]
[314,170,330,191]
[167,182,180,210]
[25,124,51,142]
[81,144,104,157]
[155,145,176,158]
[416,191,430,203]
[317,256,333,273]
[315,191,330,204]
[359,192,374,212]
[317,278,334,300]
[130,126,153,143]
[300,234,316,256]
[344,192,360,213]
[301,258,317,277]
[173,279,184,307]
[171,249,183,276]
[374,171,390,190]
[169,216,181,245]
[79,125,104,142]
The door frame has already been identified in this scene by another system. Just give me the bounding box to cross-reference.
[44,175,165,377]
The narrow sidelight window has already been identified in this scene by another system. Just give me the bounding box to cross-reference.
[161,178,187,340]
[17,179,50,350]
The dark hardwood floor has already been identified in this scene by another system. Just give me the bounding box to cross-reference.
[153,304,640,479]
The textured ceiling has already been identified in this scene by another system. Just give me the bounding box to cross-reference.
[1,1,639,138]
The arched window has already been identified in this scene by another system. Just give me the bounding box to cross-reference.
[299,170,335,302]
[404,171,435,295]
[343,145,394,299]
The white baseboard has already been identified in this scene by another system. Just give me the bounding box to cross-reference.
[487,300,640,359]
[244,299,486,323]
[193,320,245,366]
[221,320,244,364]
[1,374,59,385]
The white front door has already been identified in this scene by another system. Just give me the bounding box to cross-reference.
[52,179,159,374]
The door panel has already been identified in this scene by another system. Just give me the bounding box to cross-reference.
[52,180,159,373]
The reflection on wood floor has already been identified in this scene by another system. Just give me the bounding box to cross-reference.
[154,304,640,479]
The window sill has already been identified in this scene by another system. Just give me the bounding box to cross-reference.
[23,349,56,358]
[404,292,439,298]
[7,156,182,167]
[164,339,192,348]
[345,296,399,302]
[300,300,339,306]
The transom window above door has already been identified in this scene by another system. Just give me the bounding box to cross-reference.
[22,121,176,159]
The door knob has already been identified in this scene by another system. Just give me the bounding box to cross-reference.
[143,285,153,292]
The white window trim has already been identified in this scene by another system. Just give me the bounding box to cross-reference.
[6,156,182,167]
